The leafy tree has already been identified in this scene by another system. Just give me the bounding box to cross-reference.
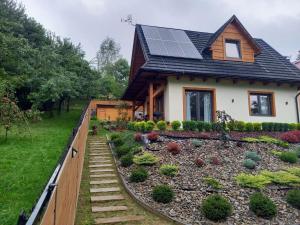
[96,37,120,71]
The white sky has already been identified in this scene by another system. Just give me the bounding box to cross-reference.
[19,0,300,62]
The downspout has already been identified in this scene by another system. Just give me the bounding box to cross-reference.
[295,92,300,123]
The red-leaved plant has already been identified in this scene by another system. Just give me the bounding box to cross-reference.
[134,133,143,142]
[167,142,181,155]
[280,131,300,143]
[195,158,205,167]
[147,132,159,142]
[210,156,221,165]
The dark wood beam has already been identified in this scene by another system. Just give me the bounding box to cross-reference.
[153,84,165,98]
[149,82,154,121]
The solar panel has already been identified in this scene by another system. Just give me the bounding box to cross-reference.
[141,25,202,59]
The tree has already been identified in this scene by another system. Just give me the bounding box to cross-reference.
[297,50,300,61]
[96,37,120,71]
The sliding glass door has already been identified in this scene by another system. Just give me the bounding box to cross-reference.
[186,90,213,122]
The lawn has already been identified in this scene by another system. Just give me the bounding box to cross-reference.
[0,103,85,225]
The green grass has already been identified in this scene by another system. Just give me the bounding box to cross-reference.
[0,106,84,225]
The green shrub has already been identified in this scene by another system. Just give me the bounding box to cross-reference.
[289,123,297,131]
[279,151,298,163]
[203,177,223,189]
[243,159,256,169]
[110,133,120,141]
[127,121,136,130]
[242,137,260,143]
[271,150,282,156]
[115,145,131,158]
[145,121,155,132]
[113,138,124,147]
[286,189,300,209]
[201,194,232,221]
[245,122,254,132]
[294,147,300,157]
[227,121,236,131]
[236,121,245,132]
[182,121,197,131]
[133,152,159,165]
[191,139,202,147]
[157,120,167,131]
[262,122,272,131]
[203,122,212,132]
[245,151,261,162]
[253,123,262,131]
[285,167,300,177]
[171,120,181,130]
[159,164,179,177]
[249,192,277,219]
[297,123,300,130]
[129,167,148,182]
[132,146,143,154]
[196,121,205,131]
[134,121,146,132]
[211,122,219,131]
[260,170,300,186]
[235,173,272,189]
[152,185,174,203]
[120,153,133,167]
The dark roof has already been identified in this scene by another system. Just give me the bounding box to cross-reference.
[122,19,300,100]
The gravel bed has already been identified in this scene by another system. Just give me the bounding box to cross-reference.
[117,137,300,225]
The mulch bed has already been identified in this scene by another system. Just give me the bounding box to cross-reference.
[117,137,300,225]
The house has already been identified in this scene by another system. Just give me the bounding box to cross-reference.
[122,15,300,123]
[295,60,300,69]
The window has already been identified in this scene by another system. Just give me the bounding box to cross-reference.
[249,92,275,116]
[225,40,241,59]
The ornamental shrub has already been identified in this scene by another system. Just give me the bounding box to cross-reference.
[152,185,174,203]
[133,152,159,165]
[191,139,202,147]
[280,131,300,143]
[127,121,136,130]
[201,194,232,221]
[113,138,124,147]
[134,133,143,142]
[197,121,205,131]
[115,145,131,158]
[182,121,197,131]
[203,122,212,132]
[245,151,261,162]
[279,151,298,163]
[203,177,223,189]
[235,173,272,189]
[245,122,254,132]
[227,121,236,131]
[157,120,167,131]
[261,170,300,186]
[211,122,219,132]
[253,123,262,131]
[171,120,181,130]
[289,123,297,131]
[120,153,133,167]
[294,148,300,158]
[159,164,179,177]
[134,121,146,132]
[147,132,159,142]
[249,192,277,219]
[195,158,205,167]
[110,133,120,141]
[167,142,181,155]
[286,189,300,209]
[145,121,155,132]
[243,159,256,169]
[236,121,245,132]
[297,123,300,130]
[262,122,272,131]
[129,167,148,182]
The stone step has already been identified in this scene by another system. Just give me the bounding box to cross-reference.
[91,194,124,202]
[90,174,116,178]
[89,156,110,159]
[90,153,110,156]
[92,205,128,213]
[94,215,144,224]
[89,164,113,168]
[90,169,114,173]
[90,179,118,185]
[90,187,120,193]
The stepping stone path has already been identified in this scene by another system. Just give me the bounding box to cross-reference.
[88,136,145,224]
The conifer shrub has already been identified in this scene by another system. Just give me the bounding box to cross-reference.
[243,159,256,169]
[245,122,254,132]
[147,132,159,142]
[171,120,181,131]
[129,167,148,182]
[249,192,277,219]
[167,142,181,155]
[191,139,202,147]
[115,145,131,158]
[245,151,261,162]
[286,189,300,209]
[279,151,298,163]
[145,121,155,132]
[120,153,133,167]
[159,164,179,177]
[133,152,159,165]
[152,185,174,203]
[157,120,167,131]
[195,158,205,167]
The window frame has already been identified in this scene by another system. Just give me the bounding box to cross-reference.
[248,91,276,117]
[224,39,242,60]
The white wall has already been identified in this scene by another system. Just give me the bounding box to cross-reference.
[164,76,299,123]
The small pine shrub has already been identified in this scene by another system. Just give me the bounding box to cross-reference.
[134,133,143,142]
[133,152,159,165]
[171,120,181,130]
[113,138,124,147]
[201,194,232,221]
[129,167,148,182]
[134,121,146,132]
[249,192,277,219]
[286,189,300,209]
[159,164,179,177]
[157,120,167,131]
[203,177,223,189]
[145,121,155,132]
[167,142,181,155]
[191,139,202,147]
[245,151,261,162]
[147,132,159,142]
[152,185,174,203]
[120,153,133,167]
[115,145,131,158]
[210,156,221,165]
[235,173,272,189]
[245,122,254,132]
[195,158,205,167]
[279,151,298,163]
[236,121,245,132]
[243,159,256,169]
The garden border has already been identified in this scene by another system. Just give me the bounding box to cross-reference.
[106,135,185,225]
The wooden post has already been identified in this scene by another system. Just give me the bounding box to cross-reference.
[149,82,154,120]
[132,100,136,121]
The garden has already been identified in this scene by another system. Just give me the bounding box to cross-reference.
[101,113,300,224]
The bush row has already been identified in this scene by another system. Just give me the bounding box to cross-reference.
[128,120,300,132]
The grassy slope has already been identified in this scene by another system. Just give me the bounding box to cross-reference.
[0,106,84,225]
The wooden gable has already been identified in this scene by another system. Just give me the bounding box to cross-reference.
[210,20,259,63]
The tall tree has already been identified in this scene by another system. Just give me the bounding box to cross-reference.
[96,37,120,71]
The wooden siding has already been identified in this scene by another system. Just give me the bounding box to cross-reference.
[129,34,146,82]
[211,22,255,62]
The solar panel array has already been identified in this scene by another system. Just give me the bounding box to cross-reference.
[141,25,202,59]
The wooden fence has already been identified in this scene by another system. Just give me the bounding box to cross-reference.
[22,102,91,225]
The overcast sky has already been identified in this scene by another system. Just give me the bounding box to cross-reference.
[19,0,300,62]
